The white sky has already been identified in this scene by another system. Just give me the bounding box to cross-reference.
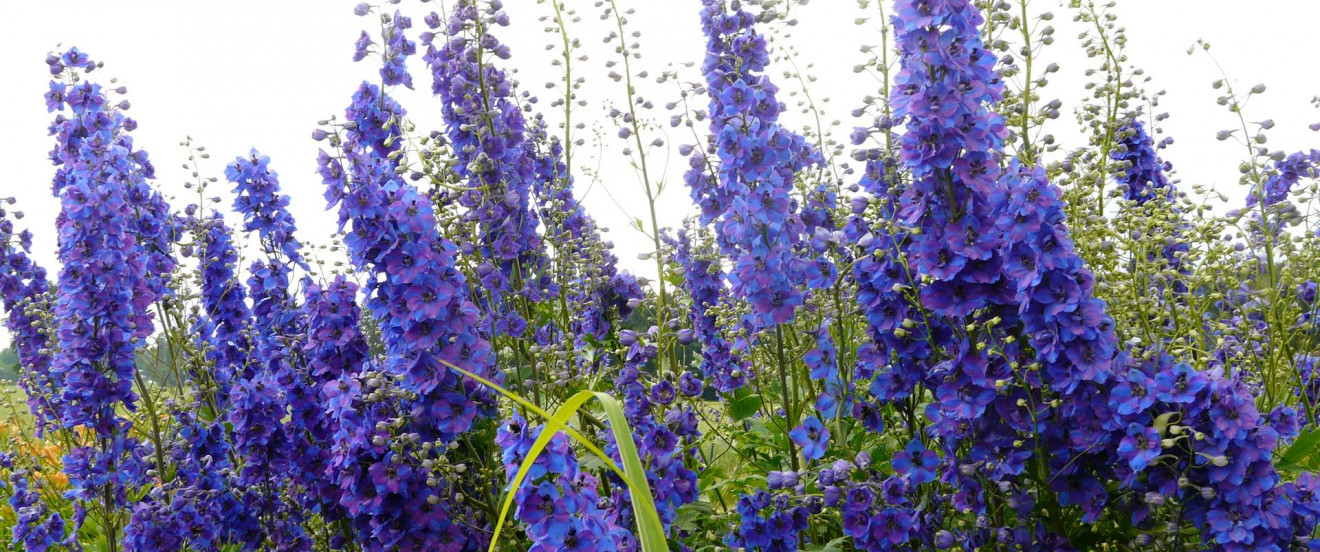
[1,0,1318,347]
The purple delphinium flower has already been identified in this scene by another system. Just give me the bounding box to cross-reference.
[192,211,250,407]
[1116,424,1162,472]
[8,472,76,551]
[1248,149,1320,209]
[45,49,158,525]
[222,149,316,550]
[891,439,939,486]
[605,330,701,539]
[525,117,634,361]
[225,150,303,267]
[670,226,750,392]
[124,411,252,551]
[0,205,60,432]
[875,2,1313,549]
[727,490,811,552]
[1113,120,1174,204]
[495,414,622,551]
[1112,119,1189,285]
[422,1,545,338]
[350,6,416,89]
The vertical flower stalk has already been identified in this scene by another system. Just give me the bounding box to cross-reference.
[193,211,250,410]
[1112,120,1174,205]
[300,275,370,532]
[318,77,497,550]
[670,227,749,393]
[0,204,59,433]
[45,47,163,550]
[224,150,312,550]
[527,118,628,338]
[605,330,701,538]
[687,0,822,333]
[423,0,546,338]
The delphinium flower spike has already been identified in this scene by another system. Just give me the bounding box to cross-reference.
[224,150,313,550]
[686,0,823,334]
[45,48,165,546]
[318,75,497,552]
[423,0,547,340]
[0,202,59,433]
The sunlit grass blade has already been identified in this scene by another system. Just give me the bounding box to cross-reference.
[591,391,669,551]
[443,361,670,552]
[487,389,597,552]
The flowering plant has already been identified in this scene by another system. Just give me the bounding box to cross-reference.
[1,1,1319,551]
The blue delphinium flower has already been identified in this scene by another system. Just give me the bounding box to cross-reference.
[46,48,158,522]
[1113,119,1189,285]
[0,204,60,432]
[877,2,1320,548]
[687,0,824,333]
[1244,148,1320,237]
[1248,149,1320,209]
[1116,423,1162,472]
[842,153,946,432]
[124,410,252,552]
[605,329,700,540]
[789,416,830,462]
[8,472,76,552]
[671,226,750,392]
[225,150,303,266]
[193,211,250,407]
[526,118,634,360]
[891,439,939,486]
[727,489,812,552]
[319,78,497,551]
[496,414,622,552]
[351,5,416,89]
[1113,120,1174,204]
[803,322,850,419]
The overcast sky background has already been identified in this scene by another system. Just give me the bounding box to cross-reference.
[1,1,1318,347]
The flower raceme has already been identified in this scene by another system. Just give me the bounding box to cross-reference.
[687,0,823,333]
[45,49,162,532]
[423,0,547,338]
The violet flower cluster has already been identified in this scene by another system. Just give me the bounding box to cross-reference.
[496,414,625,551]
[671,227,750,393]
[0,202,58,431]
[46,47,158,514]
[1113,120,1175,204]
[423,0,547,338]
[319,76,497,550]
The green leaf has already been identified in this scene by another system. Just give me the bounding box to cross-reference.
[806,536,850,552]
[594,392,671,552]
[1279,427,1320,468]
[727,389,763,422]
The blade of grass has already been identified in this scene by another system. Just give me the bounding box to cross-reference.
[488,390,597,551]
[443,361,670,552]
[591,391,669,550]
